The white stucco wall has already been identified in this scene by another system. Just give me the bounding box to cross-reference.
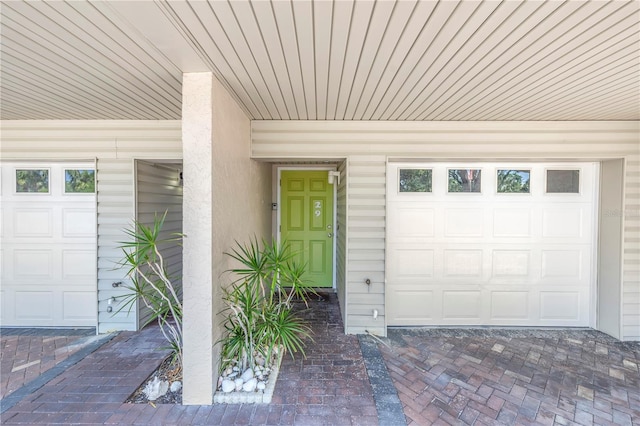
[181,73,271,404]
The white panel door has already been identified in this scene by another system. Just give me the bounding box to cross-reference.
[1,163,97,326]
[386,162,596,327]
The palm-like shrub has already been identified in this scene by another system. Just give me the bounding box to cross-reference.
[118,212,183,368]
[220,238,313,373]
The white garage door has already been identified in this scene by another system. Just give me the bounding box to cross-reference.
[1,163,97,327]
[387,162,596,327]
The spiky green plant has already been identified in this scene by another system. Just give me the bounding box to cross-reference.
[220,238,314,372]
[117,211,183,367]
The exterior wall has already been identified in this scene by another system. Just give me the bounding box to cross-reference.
[0,121,182,333]
[598,159,624,339]
[336,160,348,326]
[346,156,386,335]
[210,76,272,380]
[181,73,271,404]
[135,160,183,329]
[251,120,640,340]
[623,155,640,340]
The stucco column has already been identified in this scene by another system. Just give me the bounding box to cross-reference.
[182,72,215,404]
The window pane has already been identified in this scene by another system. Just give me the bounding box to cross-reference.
[497,169,530,193]
[16,169,49,193]
[547,170,579,193]
[65,169,95,193]
[399,169,432,192]
[448,169,481,193]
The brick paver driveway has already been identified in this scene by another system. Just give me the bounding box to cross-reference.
[379,328,640,425]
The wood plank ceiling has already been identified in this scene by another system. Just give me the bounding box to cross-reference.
[1,0,638,121]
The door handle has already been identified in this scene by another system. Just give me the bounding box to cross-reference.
[327,232,333,238]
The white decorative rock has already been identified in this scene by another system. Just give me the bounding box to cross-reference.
[221,379,235,393]
[257,381,266,391]
[224,367,233,376]
[242,378,258,392]
[234,378,244,391]
[143,377,169,401]
[241,368,254,381]
[170,381,182,393]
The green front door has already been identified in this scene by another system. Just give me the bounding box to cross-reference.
[281,170,334,288]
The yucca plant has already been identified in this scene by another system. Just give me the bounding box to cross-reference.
[220,238,314,372]
[117,212,183,369]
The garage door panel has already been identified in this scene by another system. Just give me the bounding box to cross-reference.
[492,250,531,277]
[62,208,96,237]
[387,162,595,327]
[443,250,483,277]
[62,250,96,280]
[13,249,54,279]
[388,206,435,239]
[15,291,54,320]
[490,291,529,320]
[542,208,585,238]
[63,292,96,320]
[442,291,482,320]
[388,289,434,323]
[444,208,484,237]
[539,292,582,321]
[14,208,53,237]
[541,249,583,279]
[388,245,434,278]
[1,163,96,327]
[493,209,532,237]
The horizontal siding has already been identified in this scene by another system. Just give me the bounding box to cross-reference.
[346,156,386,336]
[1,120,182,333]
[252,120,640,340]
[97,158,137,331]
[252,121,639,159]
[135,161,183,329]
[623,156,640,340]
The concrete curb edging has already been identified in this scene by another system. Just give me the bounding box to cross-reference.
[358,334,407,426]
[213,351,283,404]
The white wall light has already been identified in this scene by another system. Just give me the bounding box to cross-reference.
[328,171,340,185]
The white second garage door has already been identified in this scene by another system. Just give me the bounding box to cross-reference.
[1,163,97,327]
[387,162,596,327]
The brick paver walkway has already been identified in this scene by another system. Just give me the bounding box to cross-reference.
[1,292,379,425]
[1,329,94,399]
[3,298,640,425]
[379,329,640,426]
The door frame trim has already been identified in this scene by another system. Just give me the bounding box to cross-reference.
[277,166,338,290]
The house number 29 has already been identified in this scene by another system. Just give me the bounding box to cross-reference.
[314,201,321,217]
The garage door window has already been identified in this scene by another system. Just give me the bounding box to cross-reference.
[399,168,432,193]
[15,169,49,193]
[546,169,579,193]
[64,169,95,193]
[448,169,481,193]
[497,169,530,193]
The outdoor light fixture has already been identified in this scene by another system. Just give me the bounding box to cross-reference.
[328,171,340,185]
